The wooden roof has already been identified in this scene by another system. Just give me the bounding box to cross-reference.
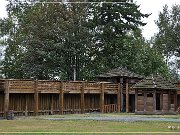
[133,74,178,90]
[96,67,144,79]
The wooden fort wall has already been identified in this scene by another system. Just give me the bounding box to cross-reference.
[0,80,122,117]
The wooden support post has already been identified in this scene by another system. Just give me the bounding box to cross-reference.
[153,89,156,112]
[51,94,54,115]
[59,82,64,115]
[144,90,147,112]
[168,90,171,111]
[160,91,163,111]
[100,83,104,113]
[25,94,28,117]
[120,83,123,112]
[81,82,85,114]
[174,90,177,112]
[135,89,138,112]
[4,80,10,118]
[126,79,129,113]
[34,80,38,116]
[117,83,121,113]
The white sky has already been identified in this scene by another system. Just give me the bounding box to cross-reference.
[0,0,180,40]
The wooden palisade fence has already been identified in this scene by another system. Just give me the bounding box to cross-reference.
[0,80,122,117]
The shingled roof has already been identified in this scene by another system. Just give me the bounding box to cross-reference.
[133,74,178,90]
[96,67,144,79]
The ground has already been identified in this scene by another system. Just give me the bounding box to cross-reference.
[0,113,180,134]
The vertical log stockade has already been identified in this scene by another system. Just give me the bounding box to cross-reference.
[4,81,10,118]
[2,80,124,117]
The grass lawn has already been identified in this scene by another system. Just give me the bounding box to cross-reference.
[0,113,180,134]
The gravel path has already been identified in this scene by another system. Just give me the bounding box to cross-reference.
[45,116,180,123]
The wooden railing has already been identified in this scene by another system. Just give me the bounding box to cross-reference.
[9,80,34,93]
[104,83,118,94]
[63,82,82,93]
[104,104,117,113]
[6,80,118,94]
[0,80,120,117]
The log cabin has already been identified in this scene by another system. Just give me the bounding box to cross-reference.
[0,67,179,118]
[96,67,144,112]
[133,74,178,114]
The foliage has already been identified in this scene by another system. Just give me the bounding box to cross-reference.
[2,0,93,80]
[87,0,149,74]
[0,0,169,80]
[123,30,169,78]
[153,4,180,80]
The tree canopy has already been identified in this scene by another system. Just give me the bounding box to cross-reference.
[0,0,169,80]
[153,4,180,80]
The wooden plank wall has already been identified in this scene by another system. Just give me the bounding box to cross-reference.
[39,94,60,115]
[84,94,100,112]
[163,94,169,111]
[137,96,144,111]
[9,94,34,116]
[0,80,120,116]
[9,80,34,93]
[64,94,81,114]
[146,97,153,112]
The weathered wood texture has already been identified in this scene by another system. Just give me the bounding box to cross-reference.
[9,94,34,116]
[135,90,177,114]
[126,80,129,112]
[64,94,81,114]
[137,96,144,111]
[104,104,117,113]
[84,94,100,112]
[0,92,4,117]
[4,81,10,118]
[163,94,169,111]
[6,80,118,94]
[0,80,123,116]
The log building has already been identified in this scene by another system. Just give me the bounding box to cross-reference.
[96,67,144,112]
[0,68,179,118]
[133,74,178,114]
[0,80,121,118]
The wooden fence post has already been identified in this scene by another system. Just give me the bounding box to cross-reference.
[135,89,138,112]
[117,83,121,112]
[81,82,85,114]
[59,82,64,115]
[153,89,156,112]
[51,94,54,115]
[100,83,104,113]
[144,90,147,112]
[4,80,10,118]
[34,80,39,116]
[126,79,129,112]
[174,90,177,112]
[160,91,163,111]
[168,90,171,112]
[120,83,123,112]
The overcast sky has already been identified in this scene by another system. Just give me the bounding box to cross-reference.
[0,0,180,40]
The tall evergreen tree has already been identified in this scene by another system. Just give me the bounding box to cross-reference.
[87,0,149,74]
[1,0,168,80]
[153,4,180,79]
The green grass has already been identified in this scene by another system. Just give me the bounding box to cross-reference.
[0,114,180,134]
